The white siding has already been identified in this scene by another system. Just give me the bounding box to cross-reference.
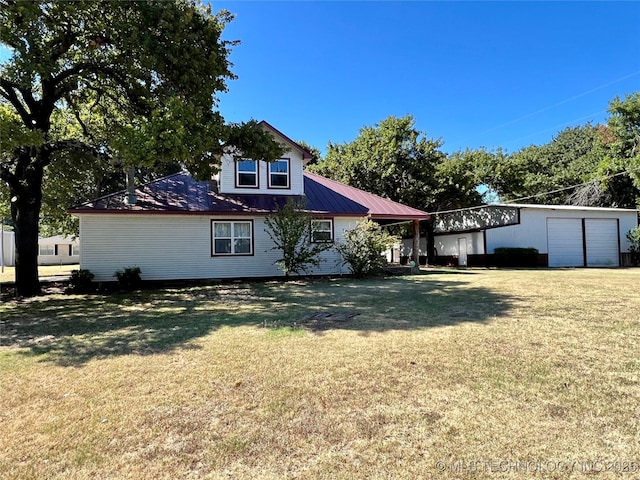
[486,208,637,255]
[218,148,305,195]
[433,232,484,256]
[401,237,427,256]
[38,236,80,266]
[79,214,359,282]
[1,230,15,267]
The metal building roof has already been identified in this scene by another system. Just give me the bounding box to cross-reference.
[70,172,430,220]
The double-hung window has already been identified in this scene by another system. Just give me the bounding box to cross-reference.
[212,221,253,255]
[236,159,258,188]
[39,245,55,256]
[268,159,289,189]
[311,219,333,242]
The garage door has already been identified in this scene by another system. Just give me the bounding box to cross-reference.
[547,218,584,267]
[585,219,619,267]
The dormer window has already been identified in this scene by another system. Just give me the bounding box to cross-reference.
[268,159,290,189]
[236,159,258,188]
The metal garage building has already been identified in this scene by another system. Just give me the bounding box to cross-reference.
[405,204,639,267]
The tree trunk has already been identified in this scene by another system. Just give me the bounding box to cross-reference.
[411,219,420,274]
[10,163,44,297]
[426,219,436,265]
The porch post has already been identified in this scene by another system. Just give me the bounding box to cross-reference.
[412,219,420,274]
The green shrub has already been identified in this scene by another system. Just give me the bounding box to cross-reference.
[69,269,95,293]
[115,266,142,290]
[337,219,397,278]
[264,198,333,276]
[627,226,640,266]
[493,247,539,267]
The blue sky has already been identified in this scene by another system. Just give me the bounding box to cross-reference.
[215,1,640,155]
[1,2,638,156]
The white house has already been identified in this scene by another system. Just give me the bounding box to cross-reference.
[38,235,80,266]
[70,122,430,282]
[1,230,79,267]
[403,204,639,267]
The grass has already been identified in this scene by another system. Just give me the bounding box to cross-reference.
[1,268,639,479]
[0,264,78,284]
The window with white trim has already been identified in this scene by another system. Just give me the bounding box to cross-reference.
[39,245,55,256]
[311,219,333,242]
[72,244,80,256]
[212,221,253,255]
[236,159,258,187]
[268,159,289,188]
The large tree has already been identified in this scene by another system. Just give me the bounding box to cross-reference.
[308,115,482,263]
[0,1,283,296]
[476,124,603,205]
[471,94,640,209]
[309,115,477,212]
[596,93,640,208]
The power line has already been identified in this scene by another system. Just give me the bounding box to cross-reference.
[459,70,640,145]
[501,167,640,204]
[429,167,640,215]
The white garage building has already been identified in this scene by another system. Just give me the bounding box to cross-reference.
[406,204,638,267]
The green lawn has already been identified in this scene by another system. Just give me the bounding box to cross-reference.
[1,269,639,479]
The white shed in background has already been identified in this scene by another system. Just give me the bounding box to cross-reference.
[405,204,639,267]
[1,228,15,269]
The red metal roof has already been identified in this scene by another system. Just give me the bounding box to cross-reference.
[304,172,430,220]
[70,172,430,220]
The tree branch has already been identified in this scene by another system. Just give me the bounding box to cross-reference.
[64,94,93,140]
[43,139,110,162]
[0,78,32,126]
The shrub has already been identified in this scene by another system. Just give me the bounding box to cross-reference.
[264,198,333,276]
[337,219,397,278]
[115,266,142,290]
[69,269,95,293]
[627,226,640,266]
[493,247,539,267]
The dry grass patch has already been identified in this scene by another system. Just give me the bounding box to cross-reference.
[1,269,639,479]
[0,264,78,284]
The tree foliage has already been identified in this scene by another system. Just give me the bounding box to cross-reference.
[595,93,640,208]
[308,115,478,212]
[469,94,640,209]
[336,218,397,278]
[0,0,284,295]
[263,198,333,277]
[295,139,322,167]
[627,226,640,266]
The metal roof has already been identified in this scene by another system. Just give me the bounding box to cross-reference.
[70,172,430,220]
[304,172,430,219]
[495,203,639,213]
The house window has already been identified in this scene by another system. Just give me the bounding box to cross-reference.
[39,245,55,256]
[236,159,258,188]
[311,219,333,242]
[212,221,253,255]
[72,244,80,256]
[268,159,290,189]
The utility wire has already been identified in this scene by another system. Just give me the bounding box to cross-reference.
[459,70,640,145]
[502,168,640,204]
[429,167,640,215]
